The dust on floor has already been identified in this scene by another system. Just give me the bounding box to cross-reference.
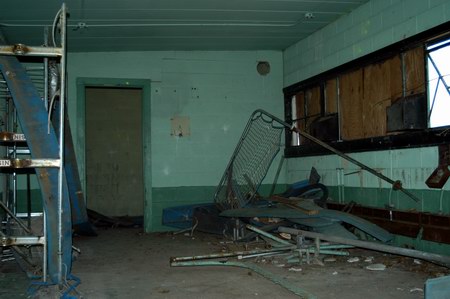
[72,228,448,299]
[2,228,448,298]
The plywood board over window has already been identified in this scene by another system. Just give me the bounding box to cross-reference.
[305,86,321,131]
[404,46,426,96]
[294,87,321,144]
[339,69,364,140]
[284,25,450,156]
[295,91,306,132]
[325,79,338,114]
[363,56,402,138]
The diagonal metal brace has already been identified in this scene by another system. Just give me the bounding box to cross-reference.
[253,109,421,203]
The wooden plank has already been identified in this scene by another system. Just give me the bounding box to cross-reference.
[404,46,426,96]
[339,69,364,140]
[305,86,321,131]
[363,60,392,138]
[295,91,305,132]
[325,78,337,114]
[389,54,403,103]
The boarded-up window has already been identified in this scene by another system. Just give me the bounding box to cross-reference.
[291,45,426,142]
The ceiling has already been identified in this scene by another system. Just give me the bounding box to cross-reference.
[0,0,369,52]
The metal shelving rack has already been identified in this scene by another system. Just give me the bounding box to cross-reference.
[0,3,71,289]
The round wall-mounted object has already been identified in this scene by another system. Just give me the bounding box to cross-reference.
[257,61,270,76]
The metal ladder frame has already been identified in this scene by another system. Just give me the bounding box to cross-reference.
[0,3,68,285]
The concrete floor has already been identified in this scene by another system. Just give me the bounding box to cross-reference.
[72,228,448,298]
[2,227,449,298]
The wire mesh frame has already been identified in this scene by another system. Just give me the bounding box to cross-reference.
[214,109,285,210]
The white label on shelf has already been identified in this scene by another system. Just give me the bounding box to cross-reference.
[0,160,11,167]
[12,134,26,141]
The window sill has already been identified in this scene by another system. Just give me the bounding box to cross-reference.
[285,127,450,158]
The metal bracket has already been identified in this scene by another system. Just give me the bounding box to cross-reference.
[0,158,60,168]
[0,45,62,57]
[1,236,45,246]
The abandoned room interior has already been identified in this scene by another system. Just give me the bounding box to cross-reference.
[1,0,450,298]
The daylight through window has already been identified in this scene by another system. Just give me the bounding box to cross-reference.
[427,38,450,128]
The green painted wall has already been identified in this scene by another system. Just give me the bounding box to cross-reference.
[66,51,286,232]
[287,147,450,253]
[282,0,450,254]
[283,0,450,86]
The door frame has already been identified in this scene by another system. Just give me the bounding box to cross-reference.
[76,78,152,231]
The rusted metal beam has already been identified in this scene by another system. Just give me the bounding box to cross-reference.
[0,158,60,168]
[1,236,45,246]
[0,45,62,57]
[0,132,26,142]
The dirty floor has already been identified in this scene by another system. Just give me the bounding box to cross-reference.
[2,227,449,298]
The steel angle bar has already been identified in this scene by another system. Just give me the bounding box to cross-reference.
[278,226,450,267]
[171,260,316,299]
[0,45,62,57]
[0,158,60,168]
[1,236,45,246]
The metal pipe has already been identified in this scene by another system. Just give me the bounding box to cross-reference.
[288,249,349,257]
[43,210,47,282]
[0,200,32,234]
[171,260,316,299]
[26,174,31,229]
[4,96,10,230]
[57,3,67,284]
[278,226,450,267]
[292,128,419,202]
[43,27,49,112]
[1,236,45,246]
[12,108,17,215]
[250,109,420,203]
[170,246,295,263]
[318,244,354,250]
[1,21,299,28]
[246,224,292,246]
[238,251,290,259]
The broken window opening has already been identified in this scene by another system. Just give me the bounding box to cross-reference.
[427,37,450,128]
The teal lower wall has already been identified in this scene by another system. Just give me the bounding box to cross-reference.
[13,186,450,254]
[327,186,450,213]
[151,184,288,231]
[1,190,43,214]
[327,186,450,255]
